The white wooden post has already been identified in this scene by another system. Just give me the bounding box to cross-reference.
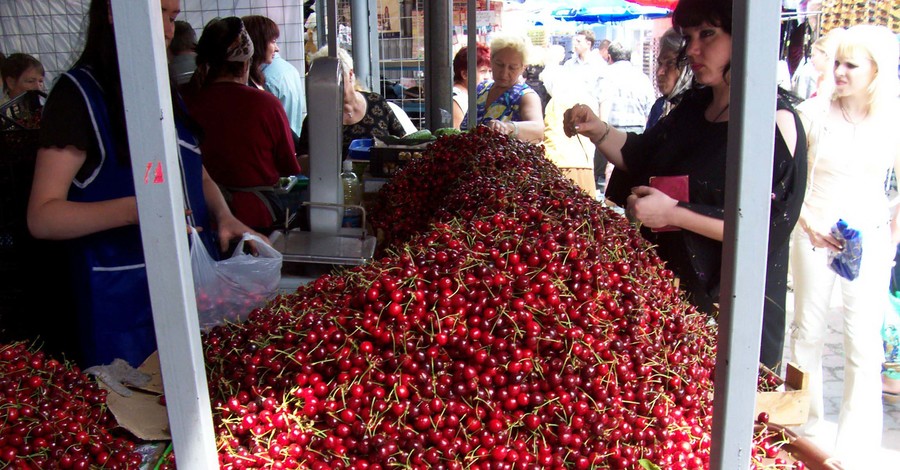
[111,0,219,467]
[711,2,781,469]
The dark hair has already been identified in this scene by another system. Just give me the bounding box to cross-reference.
[672,0,732,35]
[74,0,130,163]
[597,39,611,50]
[242,15,279,87]
[452,43,491,84]
[75,0,202,164]
[1,53,44,91]
[576,29,596,48]
[673,0,733,83]
[192,17,248,89]
[170,21,197,55]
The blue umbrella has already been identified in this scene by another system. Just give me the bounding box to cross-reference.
[551,0,669,23]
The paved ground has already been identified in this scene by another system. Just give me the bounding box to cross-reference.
[782,289,900,465]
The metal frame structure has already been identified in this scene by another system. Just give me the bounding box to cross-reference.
[116,0,780,468]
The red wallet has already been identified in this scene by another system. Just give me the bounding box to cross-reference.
[648,175,689,232]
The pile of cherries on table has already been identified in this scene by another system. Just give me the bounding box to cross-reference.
[165,128,720,469]
[1,127,808,469]
[0,342,143,469]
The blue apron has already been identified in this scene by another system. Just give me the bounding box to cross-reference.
[65,67,216,367]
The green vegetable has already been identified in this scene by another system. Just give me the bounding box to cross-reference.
[433,128,461,137]
[404,129,434,140]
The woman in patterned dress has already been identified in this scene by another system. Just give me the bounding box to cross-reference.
[461,33,544,142]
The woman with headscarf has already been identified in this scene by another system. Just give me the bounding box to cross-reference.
[646,28,693,130]
[184,16,300,234]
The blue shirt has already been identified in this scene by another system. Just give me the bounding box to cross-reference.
[262,53,304,136]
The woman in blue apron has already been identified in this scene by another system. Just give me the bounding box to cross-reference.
[27,0,255,368]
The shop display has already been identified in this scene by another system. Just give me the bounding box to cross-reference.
[820,0,900,34]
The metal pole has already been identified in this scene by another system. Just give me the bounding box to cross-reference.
[110,0,218,467]
[316,0,327,52]
[327,0,338,56]
[466,0,477,130]
[367,0,382,92]
[424,0,453,130]
[351,0,371,89]
[710,1,780,469]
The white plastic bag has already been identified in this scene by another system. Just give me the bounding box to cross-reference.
[190,227,282,331]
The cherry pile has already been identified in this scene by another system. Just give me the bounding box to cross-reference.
[155,128,713,469]
[0,342,142,469]
[156,128,809,469]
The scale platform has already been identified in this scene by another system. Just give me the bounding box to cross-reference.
[270,228,376,266]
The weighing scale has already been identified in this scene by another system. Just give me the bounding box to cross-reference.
[270,55,377,290]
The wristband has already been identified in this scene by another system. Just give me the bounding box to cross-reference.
[510,121,519,138]
[596,122,612,145]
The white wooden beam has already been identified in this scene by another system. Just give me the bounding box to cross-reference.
[111,0,218,467]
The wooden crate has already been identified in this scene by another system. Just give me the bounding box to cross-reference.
[755,362,811,426]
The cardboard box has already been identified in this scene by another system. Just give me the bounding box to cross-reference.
[755,362,811,427]
[99,352,171,441]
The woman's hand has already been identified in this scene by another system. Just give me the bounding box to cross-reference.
[216,215,269,254]
[804,226,842,252]
[484,119,512,136]
[625,186,679,229]
[562,104,603,140]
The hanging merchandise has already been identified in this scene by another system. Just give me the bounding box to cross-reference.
[820,0,899,34]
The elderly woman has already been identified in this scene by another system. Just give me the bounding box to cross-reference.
[451,43,491,129]
[646,28,693,129]
[184,16,300,234]
[461,33,544,142]
[297,46,407,161]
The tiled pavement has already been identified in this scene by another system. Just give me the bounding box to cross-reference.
[782,289,900,465]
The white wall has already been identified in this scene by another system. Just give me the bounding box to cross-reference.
[0,0,306,100]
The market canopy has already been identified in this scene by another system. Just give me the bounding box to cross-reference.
[551,0,672,24]
[626,0,679,10]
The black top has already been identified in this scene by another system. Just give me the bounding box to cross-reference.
[297,91,406,159]
[606,87,807,318]
[39,75,116,184]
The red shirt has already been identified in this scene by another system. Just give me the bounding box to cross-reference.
[185,82,300,229]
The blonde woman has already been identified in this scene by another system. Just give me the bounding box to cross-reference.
[790,25,900,469]
[461,32,544,142]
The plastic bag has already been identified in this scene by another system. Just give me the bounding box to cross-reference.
[826,219,862,281]
[190,227,282,331]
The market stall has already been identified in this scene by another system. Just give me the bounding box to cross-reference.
[0,1,834,469]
